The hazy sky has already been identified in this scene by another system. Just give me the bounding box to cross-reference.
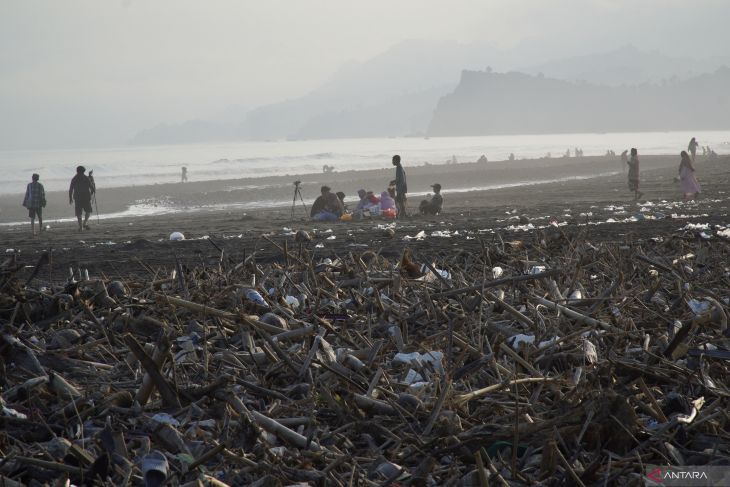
[2,0,729,149]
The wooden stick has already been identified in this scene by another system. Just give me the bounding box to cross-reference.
[455,377,557,405]
[250,411,322,451]
[124,334,181,409]
[530,295,618,331]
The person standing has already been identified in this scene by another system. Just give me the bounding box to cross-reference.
[620,149,629,172]
[627,148,642,200]
[688,137,699,162]
[22,173,46,235]
[392,154,407,218]
[69,165,95,231]
[181,166,188,183]
[678,150,701,201]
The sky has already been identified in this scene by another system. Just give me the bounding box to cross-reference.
[1,0,729,149]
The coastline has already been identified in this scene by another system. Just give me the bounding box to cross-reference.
[0,154,691,225]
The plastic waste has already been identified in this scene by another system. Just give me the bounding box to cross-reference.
[392,351,444,373]
[491,267,504,279]
[244,289,268,307]
[568,290,582,303]
[169,232,185,241]
[508,334,535,350]
[529,265,547,275]
[688,299,711,315]
[142,450,169,487]
[151,413,180,426]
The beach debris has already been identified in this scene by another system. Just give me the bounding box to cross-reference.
[1,224,730,485]
[169,231,185,241]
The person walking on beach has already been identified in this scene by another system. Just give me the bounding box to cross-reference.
[392,154,408,218]
[22,173,46,236]
[181,166,188,183]
[69,165,95,231]
[627,148,642,200]
[688,137,699,162]
[620,149,629,172]
[678,150,701,201]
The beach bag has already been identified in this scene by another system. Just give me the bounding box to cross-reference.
[382,208,396,219]
[340,213,353,222]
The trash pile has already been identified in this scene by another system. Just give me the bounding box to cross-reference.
[1,227,729,486]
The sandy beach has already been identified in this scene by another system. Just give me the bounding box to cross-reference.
[2,153,728,281]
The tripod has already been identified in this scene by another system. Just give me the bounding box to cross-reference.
[291,181,308,220]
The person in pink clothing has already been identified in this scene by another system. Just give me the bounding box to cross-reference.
[678,150,701,201]
[380,191,395,211]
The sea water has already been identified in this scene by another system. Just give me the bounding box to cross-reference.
[1,130,728,195]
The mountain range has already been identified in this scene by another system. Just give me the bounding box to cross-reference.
[130,42,730,144]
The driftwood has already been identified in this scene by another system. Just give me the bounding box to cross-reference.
[1,222,729,485]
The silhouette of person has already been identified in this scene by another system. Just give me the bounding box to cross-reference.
[688,137,699,162]
[627,148,642,200]
[392,155,408,218]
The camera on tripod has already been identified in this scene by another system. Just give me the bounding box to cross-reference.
[291,180,307,220]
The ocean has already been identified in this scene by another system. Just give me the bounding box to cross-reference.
[1,131,728,195]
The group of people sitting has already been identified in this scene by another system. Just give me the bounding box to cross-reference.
[310,182,443,221]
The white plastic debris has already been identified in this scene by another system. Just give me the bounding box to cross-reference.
[151,413,180,426]
[491,267,504,279]
[688,299,711,315]
[529,265,547,275]
[285,295,300,308]
[169,231,185,241]
[403,369,425,385]
[403,230,426,241]
[568,290,583,303]
[508,334,536,350]
[582,339,598,364]
[538,336,561,349]
[392,351,444,373]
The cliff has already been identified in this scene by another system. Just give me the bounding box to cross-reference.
[427,68,730,136]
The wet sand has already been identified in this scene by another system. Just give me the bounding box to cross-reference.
[2,153,729,282]
[0,154,683,224]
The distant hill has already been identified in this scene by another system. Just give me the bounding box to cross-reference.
[130,40,506,144]
[240,39,506,140]
[130,43,730,145]
[427,67,730,136]
[520,45,730,86]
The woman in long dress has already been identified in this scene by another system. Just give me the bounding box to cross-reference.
[627,148,642,200]
[679,150,701,201]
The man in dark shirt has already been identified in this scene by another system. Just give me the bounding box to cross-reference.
[420,183,443,215]
[392,154,407,218]
[69,165,95,231]
[310,186,344,221]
